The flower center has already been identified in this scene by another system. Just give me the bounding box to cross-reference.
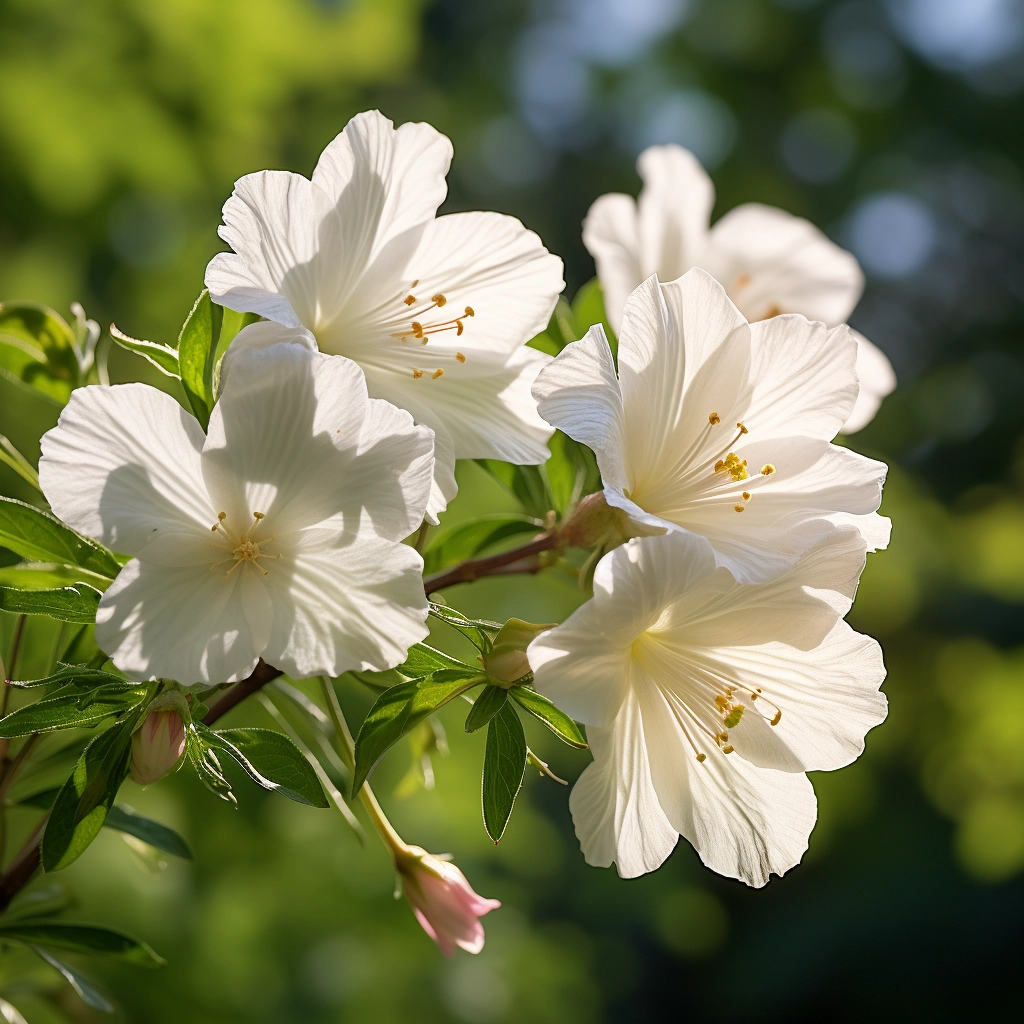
[390,283,473,380]
[209,511,281,579]
[703,415,776,514]
[706,686,783,757]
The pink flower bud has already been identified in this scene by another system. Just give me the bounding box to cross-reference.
[130,708,187,786]
[396,846,500,956]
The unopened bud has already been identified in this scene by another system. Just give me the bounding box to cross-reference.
[558,491,665,551]
[482,618,555,684]
[395,845,500,956]
[130,693,188,786]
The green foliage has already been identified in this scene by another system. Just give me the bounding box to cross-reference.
[422,513,543,575]
[0,497,121,579]
[177,290,223,429]
[0,582,102,622]
[482,701,527,843]
[28,946,114,1013]
[509,687,588,749]
[107,325,180,377]
[0,686,146,738]
[427,602,502,654]
[203,726,329,808]
[352,667,482,796]
[103,805,193,860]
[41,712,144,872]
[0,922,165,966]
[0,303,79,403]
[464,685,508,733]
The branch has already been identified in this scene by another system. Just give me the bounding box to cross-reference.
[203,660,283,725]
[423,532,559,594]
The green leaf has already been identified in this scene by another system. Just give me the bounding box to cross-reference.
[15,788,60,809]
[177,290,222,429]
[185,724,235,804]
[427,602,502,654]
[0,922,165,965]
[474,460,552,520]
[0,582,102,622]
[464,685,508,733]
[216,308,261,357]
[509,687,588,748]
[571,277,616,355]
[0,687,146,737]
[108,324,180,378]
[205,727,328,807]
[481,702,527,843]
[103,805,193,860]
[397,643,474,678]
[545,431,601,517]
[40,714,141,872]
[29,946,114,1012]
[422,513,543,575]
[0,303,78,400]
[0,434,40,491]
[352,669,482,795]
[0,497,121,578]
[0,563,112,592]
[7,665,126,690]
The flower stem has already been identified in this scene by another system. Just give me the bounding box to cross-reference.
[318,676,407,855]
[422,531,559,593]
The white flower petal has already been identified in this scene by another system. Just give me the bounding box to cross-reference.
[700,203,863,326]
[96,559,260,684]
[205,170,329,328]
[532,325,629,490]
[842,330,897,434]
[529,599,632,727]
[716,622,887,773]
[582,193,641,336]
[636,145,714,284]
[375,345,553,465]
[745,318,859,442]
[637,678,817,888]
[568,689,678,879]
[208,339,433,542]
[311,110,452,261]
[266,532,428,677]
[39,383,213,555]
[617,273,751,500]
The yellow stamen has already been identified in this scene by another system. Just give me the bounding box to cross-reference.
[736,422,748,434]
[742,491,751,501]
[432,368,444,379]
[456,352,466,363]
[709,412,721,425]
[761,464,776,476]
[696,753,706,763]
[412,369,424,379]
[722,745,734,754]
[432,293,447,307]
[771,711,782,726]
[734,504,745,513]
[404,295,416,306]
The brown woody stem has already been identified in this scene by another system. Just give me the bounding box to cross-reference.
[422,532,560,593]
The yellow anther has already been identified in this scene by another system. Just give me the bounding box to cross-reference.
[724,705,745,729]
[714,459,725,473]
[432,368,444,379]
[412,369,424,379]
[218,512,227,521]
[761,464,776,476]
[771,711,782,726]
[404,295,416,306]
[696,753,706,763]
[722,745,734,754]
[456,321,464,336]
[432,293,447,307]
[734,504,745,513]
[742,491,751,501]
[716,732,729,745]
[411,321,424,338]
[715,694,731,711]
[736,422,748,434]
[253,512,265,521]
[465,306,475,317]
[709,412,721,425]
[456,352,466,363]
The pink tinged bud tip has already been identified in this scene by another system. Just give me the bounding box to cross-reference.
[130,708,187,786]
[397,847,500,956]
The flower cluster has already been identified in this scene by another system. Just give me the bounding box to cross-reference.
[28,115,892,958]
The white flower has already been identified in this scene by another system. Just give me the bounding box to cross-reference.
[532,269,890,585]
[205,109,564,520]
[528,528,887,886]
[583,144,896,433]
[38,325,434,684]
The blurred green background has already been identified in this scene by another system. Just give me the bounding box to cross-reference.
[2,0,1024,1020]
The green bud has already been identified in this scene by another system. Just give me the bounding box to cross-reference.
[482,618,556,684]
